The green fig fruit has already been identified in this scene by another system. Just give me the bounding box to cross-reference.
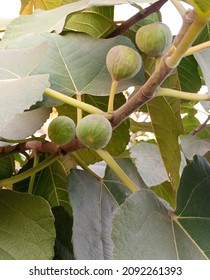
[135,22,172,57]
[48,116,76,145]
[76,114,112,150]
[106,45,142,81]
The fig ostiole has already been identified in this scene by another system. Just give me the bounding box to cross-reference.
[106,45,142,82]
[48,116,76,145]
[76,114,112,150]
[135,22,172,57]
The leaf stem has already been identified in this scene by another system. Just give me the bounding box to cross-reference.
[0,152,60,187]
[76,93,83,123]
[184,41,210,57]
[96,149,139,192]
[71,152,101,180]
[107,79,118,113]
[44,88,108,116]
[0,135,45,144]
[157,87,210,100]
[190,114,210,135]
[170,0,186,17]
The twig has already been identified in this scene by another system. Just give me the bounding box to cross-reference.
[106,0,168,38]
[190,115,210,135]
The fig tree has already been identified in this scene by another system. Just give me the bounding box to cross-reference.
[76,114,112,150]
[135,22,172,57]
[106,45,142,81]
[48,116,76,145]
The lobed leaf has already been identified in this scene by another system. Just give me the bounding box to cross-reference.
[33,157,73,213]
[33,33,144,106]
[68,169,118,259]
[174,155,210,259]
[0,39,48,78]
[52,206,74,260]
[180,135,210,160]
[194,49,210,112]
[0,108,51,146]
[151,181,176,210]
[130,142,169,187]
[182,115,200,134]
[65,6,115,38]
[147,96,182,190]
[112,155,210,259]
[0,75,49,138]
[0,155,14,180]
[4,0,153,40]
[0,39,50,142]
[177,55,201,93]
[0,190,55,260]
[112,189,178,259]
[20,0,62,15]
[143,54,183,190]
[104,157,147,204]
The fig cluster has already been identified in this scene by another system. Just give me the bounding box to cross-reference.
[135,22,172,57]
[48,114,112,150]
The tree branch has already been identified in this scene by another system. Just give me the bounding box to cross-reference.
[106,0,168,38]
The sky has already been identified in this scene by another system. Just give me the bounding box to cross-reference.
[0,0,21,18]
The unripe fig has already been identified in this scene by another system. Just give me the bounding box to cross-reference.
[135,22,172,57]
[106,45,142,81]
[48,116,76,145]
[76,114,112,150]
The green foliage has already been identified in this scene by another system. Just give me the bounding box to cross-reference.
[64,6,115,38]
[112,155,210,260]
[68,169,118,259]
[0,0,210,260]
[0,190,55,260]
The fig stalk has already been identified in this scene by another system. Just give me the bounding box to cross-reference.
[171,0,186,16]
[0,152,60,187]
[76,93,83,122]
[44,88,107,116]
[71,152,101,180]
[107,79,118,113]
[96,149,139,192]
[28,151,40,195]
